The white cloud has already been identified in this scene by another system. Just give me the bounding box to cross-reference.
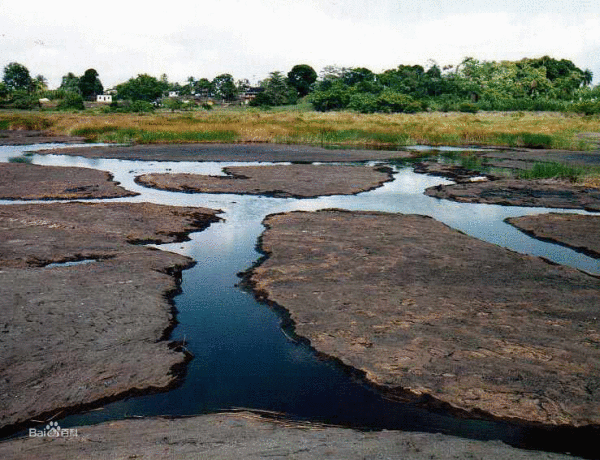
[1,0,600,87]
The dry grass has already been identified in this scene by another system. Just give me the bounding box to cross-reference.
[3,108,600,187]
[581,175,600,188]
[2,108,600,150]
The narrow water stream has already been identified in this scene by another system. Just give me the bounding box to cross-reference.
[2,144,600,456]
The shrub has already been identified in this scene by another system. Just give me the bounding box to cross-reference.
[8,156,32,164]
[100,100,154,113]
[10,91,40,110]
[162,97,185,111]
[404,100,426,113]
[57,93,84,110]
[348,93,379,113]
[572,101,600,115]
[309,83,352,111]
[458,102,479,113]
[130,100,155,112]
[376,91,416,113]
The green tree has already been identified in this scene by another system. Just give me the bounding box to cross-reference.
[194,78,213,96]
[582,69,594,86]
[60,73,81,94]
[287,64,317,97]
[79,68,103,100]
[163,97,185,111]
[116,74,164,102]
[251,71,297,107]
[181,76,195,95]
[0,82,8,99]
[3,62,32,92]
[378,65,427,97]
[309,79,353,111]
[32,75,48,92]
[212,74,237,101]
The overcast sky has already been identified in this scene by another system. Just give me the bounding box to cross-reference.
[2,0,600,89]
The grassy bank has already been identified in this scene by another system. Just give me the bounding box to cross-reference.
[2,108,600,150]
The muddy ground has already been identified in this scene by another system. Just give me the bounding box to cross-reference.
[425,179,600,211]
[480,148,600,168]
[249,210,600,427]
[37,142,414,162]
[0,202,220,434]
[3,138,600,458]
[136,164,393,198]
[0,162,137,200]
[0,412,579,460]
[0,130,85,146]
[415,147,600,210]
[507,213,600,258]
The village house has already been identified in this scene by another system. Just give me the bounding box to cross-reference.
[96,95,112,103]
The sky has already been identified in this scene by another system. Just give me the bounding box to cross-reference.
[1,0,600,89]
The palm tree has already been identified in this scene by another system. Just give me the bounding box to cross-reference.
[582,69,593,87]
[32,75,48,92]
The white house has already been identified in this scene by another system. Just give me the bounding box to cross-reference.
[96,95,112,103]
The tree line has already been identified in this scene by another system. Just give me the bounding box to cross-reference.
[2,57,599,113]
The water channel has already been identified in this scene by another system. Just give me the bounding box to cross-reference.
[2,144,600,456]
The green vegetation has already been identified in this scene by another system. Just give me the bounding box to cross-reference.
[211,74,238,102]
[9,91,41,110]
[3,57,598,115]
[2,63,32,92]
[518,162,587,182]
[306,57,598,114]
[81,127,239,144]
[115,74,165,103]
[8,156,33,164]
[287,64,318,97]
[250,71,297,107]
[57,93,85,111]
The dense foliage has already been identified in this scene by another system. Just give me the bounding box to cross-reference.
[308,57,597,113]
[56,92,85,110]
[2,62,32,92]
[250,71,297,107]
[79,69,104,100]
[115,74,166,102]
[212,74,238,102]
[1,57,597,114]
[287,64,317,97]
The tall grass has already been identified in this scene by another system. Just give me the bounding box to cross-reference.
[1,109,600,150]
[0,113,54,130]
[517,162,587,182]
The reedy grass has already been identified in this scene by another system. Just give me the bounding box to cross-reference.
[517,162,590,182]
[8,156,33,164]
[1,108,599,151]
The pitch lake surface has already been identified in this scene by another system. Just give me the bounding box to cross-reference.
[2,144,600,455]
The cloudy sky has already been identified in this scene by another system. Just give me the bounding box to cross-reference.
[2,0,600,89]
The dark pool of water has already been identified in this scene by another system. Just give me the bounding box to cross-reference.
[3,145,600,457]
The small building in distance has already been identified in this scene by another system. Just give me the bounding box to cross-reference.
[239,87,263,105]
[96,95,112,103]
